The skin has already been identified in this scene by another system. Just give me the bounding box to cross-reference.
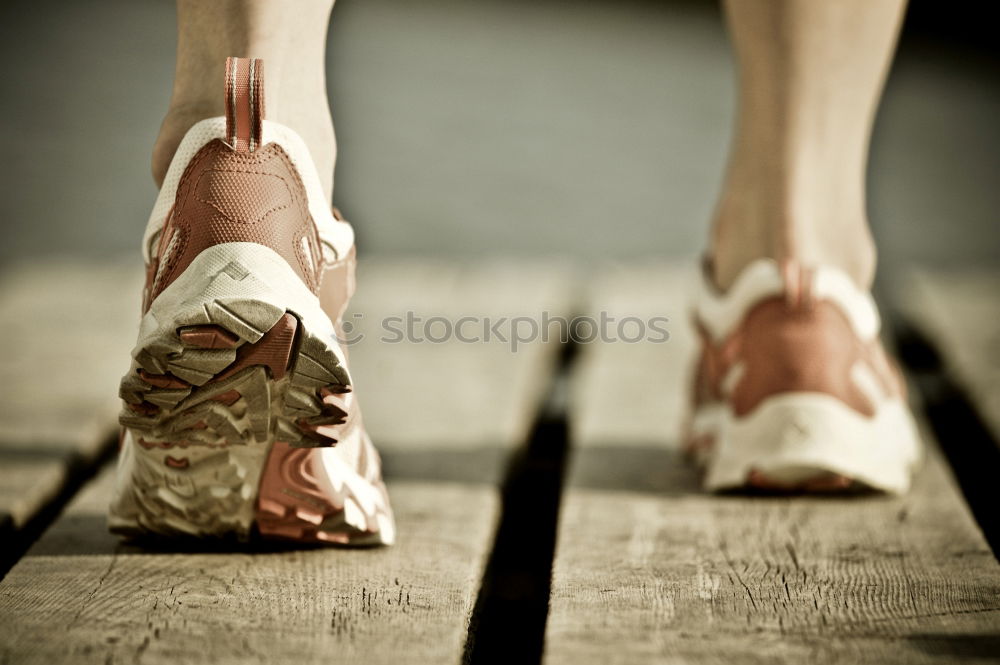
[711,0,908,290]
[153,0,337,200]
[154,0,907,290]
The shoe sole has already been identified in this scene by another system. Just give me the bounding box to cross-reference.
[688,393,923,494]
[110,243,393,544]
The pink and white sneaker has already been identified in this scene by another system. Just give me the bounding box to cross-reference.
[686,259,922,493]
[109,57,395,545]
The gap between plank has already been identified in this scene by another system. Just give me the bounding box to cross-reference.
[464,341,577,665]
[894,316,1000,558]
[0,435,118,579]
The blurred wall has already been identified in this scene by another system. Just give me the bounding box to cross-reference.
[0,0,996,272]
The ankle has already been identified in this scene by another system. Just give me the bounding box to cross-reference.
[152,102,217,188]
[710,199,876,291]
[152,95,336,201]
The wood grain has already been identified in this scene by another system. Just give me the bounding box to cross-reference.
[0,469,498,665]
[545,263,1000,665]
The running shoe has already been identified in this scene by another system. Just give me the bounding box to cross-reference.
[686,258,921,493]
[109,57,395,544]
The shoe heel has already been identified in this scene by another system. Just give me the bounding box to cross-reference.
[703,394,922,494]
[110,243,354,538]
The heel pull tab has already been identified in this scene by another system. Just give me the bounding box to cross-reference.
[225,57,265,152]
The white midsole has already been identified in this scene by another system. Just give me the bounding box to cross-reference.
[113,242,351,537]
[137,242,347,373]
[690,393,923,494]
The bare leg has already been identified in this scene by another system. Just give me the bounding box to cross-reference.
[153,0,337,199]
[710,0,907,290]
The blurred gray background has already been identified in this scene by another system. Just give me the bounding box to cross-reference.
[0,0,997,275]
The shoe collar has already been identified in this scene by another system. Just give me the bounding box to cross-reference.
[694,257,881,343]
[142,117,355,265]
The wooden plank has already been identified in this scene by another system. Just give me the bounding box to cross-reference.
[546,263,1000,665]
[567,262,696,449]
[0,261,141,531]
[349,258,572,482]
[0,469,498,665]
[0,453,67,534]
[352,258,571,449]
[0,259,571,664]
[899,268,1000,441]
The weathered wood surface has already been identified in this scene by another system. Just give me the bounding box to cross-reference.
[546,263,1000,665]
[352,258,572,455]
[0,470,498,665]
[349,258,572,484]
[0,453,68,534]
[0,261,141,533]
[0,258,571,664]
[900,268,1000,441]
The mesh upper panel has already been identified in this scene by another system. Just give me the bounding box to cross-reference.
[144,118,354,263]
